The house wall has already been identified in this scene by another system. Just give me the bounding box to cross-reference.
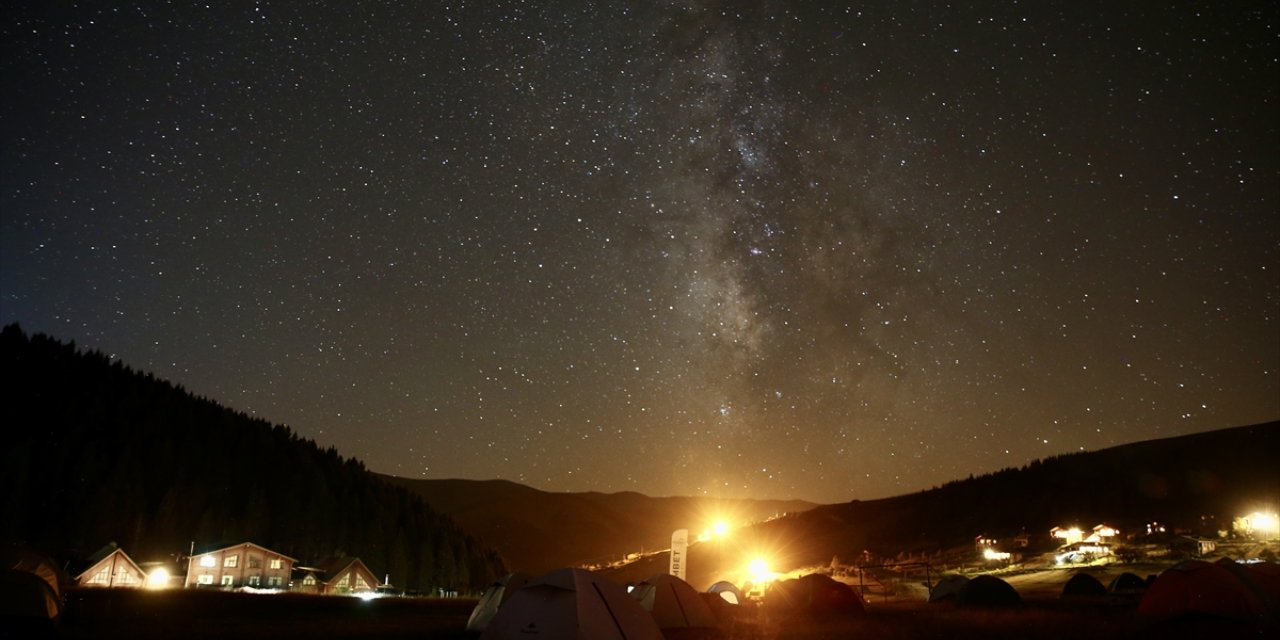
[185,543,294,589]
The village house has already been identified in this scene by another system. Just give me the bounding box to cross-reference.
[77,548,147,588]
[294,557,382,595]
[184,542,296,589]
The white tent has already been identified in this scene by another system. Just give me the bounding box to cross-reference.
[466,572,530,632]
[707,580,742,605]
[480,568,663,640]
[630,573,719,631]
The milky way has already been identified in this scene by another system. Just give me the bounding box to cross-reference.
[3,2,1277,502]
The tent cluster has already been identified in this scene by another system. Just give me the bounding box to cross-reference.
[468,568,727,640]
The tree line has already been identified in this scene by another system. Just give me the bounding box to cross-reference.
[0,324,506,593]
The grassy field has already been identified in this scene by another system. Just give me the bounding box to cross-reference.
[45,585,1276,640]
[57,588,478,639]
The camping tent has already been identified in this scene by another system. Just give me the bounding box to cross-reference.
[1138,559,1277,622]
[707,580,742,605]
[955,575,1021,608]
[928,574,970,603]
[0,544,65,636]
[764,573,864,617]
[630,574,719,631]
[466,572,530,632]
[480,568,663,640]
[1107,572,1148,594]
[1060,573,1107,598]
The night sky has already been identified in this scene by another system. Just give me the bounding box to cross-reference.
[3,2,1277,503]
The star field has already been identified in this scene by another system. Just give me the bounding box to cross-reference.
[3,2,1277,503]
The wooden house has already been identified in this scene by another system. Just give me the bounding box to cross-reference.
[77,548,147,588]
[294,557,381,595]
[184,542,296,589]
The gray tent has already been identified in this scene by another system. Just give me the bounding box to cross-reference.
[630,573,719,632]
[928,574,969,603]
[480,568,663,640]
[466,572,530,632]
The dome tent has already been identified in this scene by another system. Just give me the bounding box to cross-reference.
[955,575,1021,608]
[1138,559,1277,623]
[765,573,864,617]
[1061,573,1107,598]
[480,568,662,640]
[928,574,970,603]
[466,572,530,632]
[630,573,719,632]
[1107,572,1148,594]
[0,543,66,638]
[707,580,742,605]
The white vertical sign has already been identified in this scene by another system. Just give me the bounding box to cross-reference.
[670,528,688,580]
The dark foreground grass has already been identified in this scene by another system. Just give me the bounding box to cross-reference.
[58,588,477,639]
[42,588,1278,640]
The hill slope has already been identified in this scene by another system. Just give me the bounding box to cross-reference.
[382,475,814,574]
[648,422,1279,588]
[0,325,505,592]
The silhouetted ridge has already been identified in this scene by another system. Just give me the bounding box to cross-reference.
[0,324,505,592]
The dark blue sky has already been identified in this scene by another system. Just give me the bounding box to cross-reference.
[3,1,1277,502]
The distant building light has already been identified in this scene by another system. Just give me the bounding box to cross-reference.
[982,548,1011,562]
[199,556,216,568]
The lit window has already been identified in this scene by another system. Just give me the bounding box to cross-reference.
[248,576,261,586]
[199,556,216,568]
[197,575,213,585]
[224,555,238,568]
[267,576,283,587]
[221,575,234,586]
[269,558,282,569]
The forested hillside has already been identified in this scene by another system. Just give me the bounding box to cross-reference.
[0,324,505,592]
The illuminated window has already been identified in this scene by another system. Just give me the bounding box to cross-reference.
[269,558,283,569]
[224,555,238,568]
[248,576,260,586]
[355,575,368,589]
[267,576,283,587]
[89,569,110,585]
[221,575,234,586]
[199,556,216,568]
[197,575,213,585]
[303,575,316,586]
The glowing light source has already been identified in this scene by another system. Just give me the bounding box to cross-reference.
[146,568,170,589]
[982,548,1011,561]
[199,556,216,568]
[747,557,776,584]
[1236,511,1280,539]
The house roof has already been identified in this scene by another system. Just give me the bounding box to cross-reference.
[193,541,298,563]
[312,557,380,588]
[76,548,145,582]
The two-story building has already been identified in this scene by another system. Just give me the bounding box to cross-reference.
[185,542,296,589]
